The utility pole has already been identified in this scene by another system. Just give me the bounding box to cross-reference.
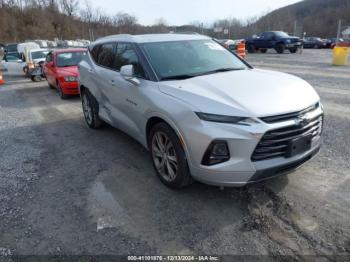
[294,20,297,36]
[336,20,342,42]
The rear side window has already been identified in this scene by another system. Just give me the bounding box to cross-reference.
[90,45,100,63]
[97,43,115,69]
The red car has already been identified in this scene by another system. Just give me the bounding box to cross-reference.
[44,48,87,99]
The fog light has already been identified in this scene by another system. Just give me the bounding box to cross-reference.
[202,140,230,166]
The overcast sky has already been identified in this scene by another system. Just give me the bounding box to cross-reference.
[83,0,303,26]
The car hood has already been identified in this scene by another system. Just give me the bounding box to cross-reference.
[56,66,78,76]
[159,69,320,117]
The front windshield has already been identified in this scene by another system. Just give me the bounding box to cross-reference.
[32,51,49,60]
[141,40,247,80]
[56,51,87,67]
[274,31,290,38]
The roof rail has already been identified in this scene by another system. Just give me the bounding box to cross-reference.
[169,31,200,35]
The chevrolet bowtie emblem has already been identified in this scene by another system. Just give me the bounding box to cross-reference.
[295,114,310,125]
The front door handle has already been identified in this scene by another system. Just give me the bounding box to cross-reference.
[110,80,115,86]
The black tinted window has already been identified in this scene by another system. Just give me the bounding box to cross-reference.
[114,43,144,77]
[90,45,100,62]
[97,43,115,68]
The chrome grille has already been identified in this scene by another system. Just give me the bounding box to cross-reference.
[252,115,323,161]
[260,103,320,124]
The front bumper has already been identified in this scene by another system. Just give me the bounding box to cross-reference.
[60,81,80,95]
[183,106,323,187]
[286,42,302,48]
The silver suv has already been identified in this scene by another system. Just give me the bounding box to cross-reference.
[79,34,323,189]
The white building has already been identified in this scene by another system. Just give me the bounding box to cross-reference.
[342,27,350,39]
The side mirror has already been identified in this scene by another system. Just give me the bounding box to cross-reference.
[120,65,140,86]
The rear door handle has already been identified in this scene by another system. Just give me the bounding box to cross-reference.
[110,80,115,86]
[88,69,93,73]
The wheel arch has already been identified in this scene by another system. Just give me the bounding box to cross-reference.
[145,114,190,161]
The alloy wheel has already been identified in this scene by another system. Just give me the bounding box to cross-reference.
[151,131,178,182]
[82,93,93,125]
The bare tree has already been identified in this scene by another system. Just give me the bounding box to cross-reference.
[59,0,78,16]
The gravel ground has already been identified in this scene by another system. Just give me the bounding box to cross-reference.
[0,49,349,258]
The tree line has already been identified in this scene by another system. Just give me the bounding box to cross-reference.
[0,0,349,44]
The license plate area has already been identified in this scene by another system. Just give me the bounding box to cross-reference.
[286,135,312,157]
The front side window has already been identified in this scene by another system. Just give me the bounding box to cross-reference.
[56,51,87,67]
[141,39,247,80]
[114,43,145,78]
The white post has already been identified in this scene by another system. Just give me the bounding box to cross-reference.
[336,20,342,43]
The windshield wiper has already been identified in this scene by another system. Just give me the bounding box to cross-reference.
[160,74,198,81]
[160,67,245,81]
[197,67,245,76]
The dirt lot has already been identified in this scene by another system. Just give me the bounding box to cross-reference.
[0,49,349,258]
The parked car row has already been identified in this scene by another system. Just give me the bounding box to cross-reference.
[243,31,346,54]
[302,37,345,49]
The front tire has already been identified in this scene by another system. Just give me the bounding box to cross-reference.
[289,47,298,53]
[247,44,255,53]
[260,48,267,53]
[31,75,42,82]
[275,43,285,54]
[57,82,68,99]
[81,90,103,129]
[149,123,192,189]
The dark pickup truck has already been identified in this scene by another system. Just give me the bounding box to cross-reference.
[246,31,302,54]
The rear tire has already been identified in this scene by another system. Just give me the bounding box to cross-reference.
[149,122,192,189]
[275,43,285,54]
[81,89,103,129]
[260,48,267,53]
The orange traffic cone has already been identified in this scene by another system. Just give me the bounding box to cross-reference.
[237,42,246,59]
[0,72,4,85]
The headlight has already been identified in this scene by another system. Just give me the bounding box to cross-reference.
[195,112,259,126]
[64,76,77,82]
[286,39,291,43]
